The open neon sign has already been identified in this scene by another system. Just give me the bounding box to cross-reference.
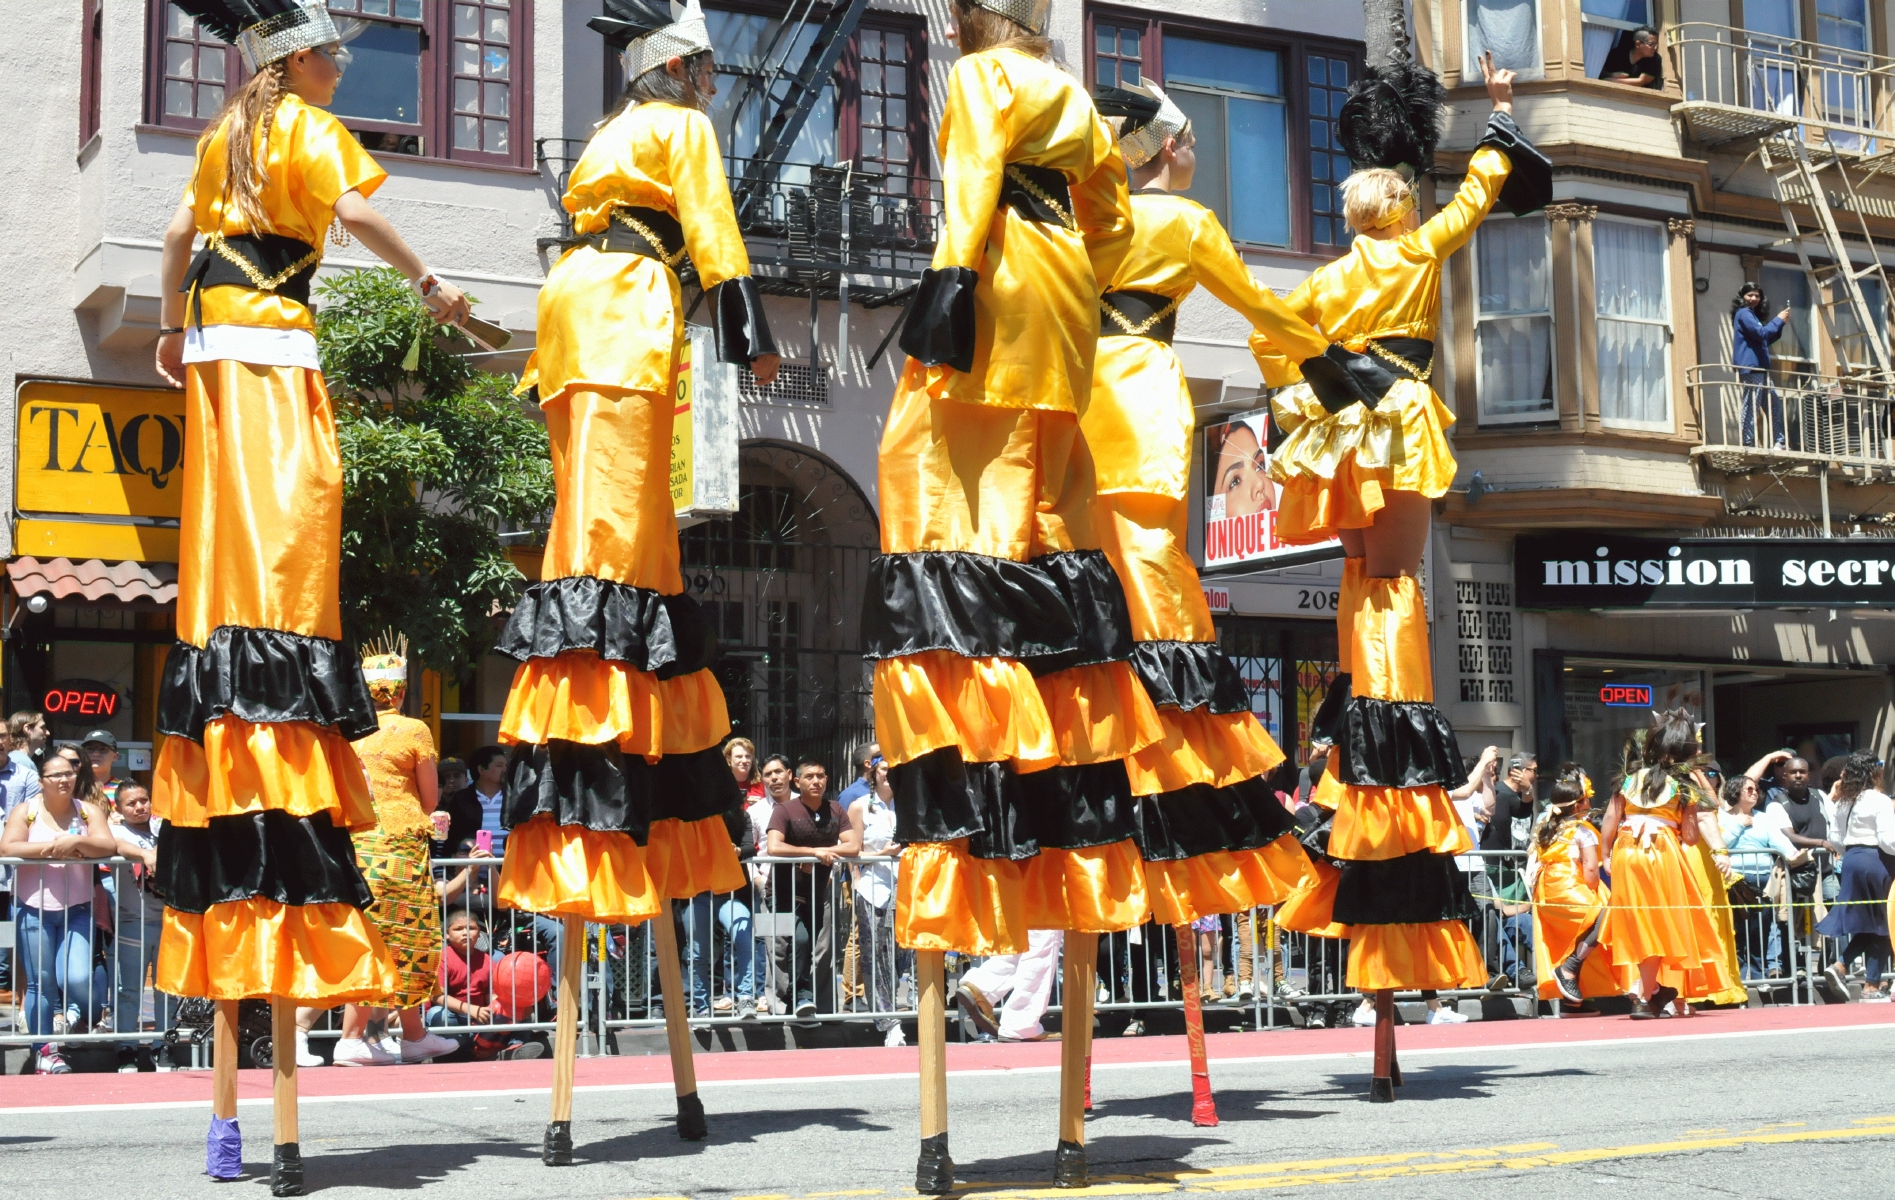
[1598,684,1653,707]
[42,684,119,719]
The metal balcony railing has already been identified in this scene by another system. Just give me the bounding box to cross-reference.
[1690,363,1895,476]
[1668,22,1889,154]
[726,158,942,305]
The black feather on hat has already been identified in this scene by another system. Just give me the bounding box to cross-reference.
[1093,85,1163,137]
[166,0,300,45]
[1336,57,1448,177]
[590,0,677,49]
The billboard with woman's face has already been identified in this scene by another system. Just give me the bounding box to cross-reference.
[1201,408,1339,570]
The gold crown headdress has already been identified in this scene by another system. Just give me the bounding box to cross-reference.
[360,630,409,703]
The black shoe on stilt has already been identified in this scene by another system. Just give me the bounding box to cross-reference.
[1053,1139,1088,1188]
[270,1143,304,1196]
[1369,1076,1396,1103]
[916,1133,954,1195]
[676,1091,707,1141]
[543,1120,573,1166]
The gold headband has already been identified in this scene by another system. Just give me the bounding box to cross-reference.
[1363,190,1417,230]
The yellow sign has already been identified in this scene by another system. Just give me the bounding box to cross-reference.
[16,381,187,520]
[671,338,695,514]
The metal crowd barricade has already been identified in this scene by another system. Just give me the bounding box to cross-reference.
[0,846,1869,1066]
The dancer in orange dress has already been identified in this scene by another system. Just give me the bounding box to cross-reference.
[1531,767,1630,1005]
[1600,711,1739,1018]
[1254,52,1549,1101]
[496,0,780,1162]
[152,3,469,1190]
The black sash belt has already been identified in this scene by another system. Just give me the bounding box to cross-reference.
[1342,336,1436,403]
[1374,337,1434,377]
[577,205,687,266]
[1099,289,1177,343]
[179,232,322,328]
[999,163,1075,230]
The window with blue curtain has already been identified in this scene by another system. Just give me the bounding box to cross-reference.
[1164,36,1289,248]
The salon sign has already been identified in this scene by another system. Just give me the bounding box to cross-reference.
[1516,533,1895,609]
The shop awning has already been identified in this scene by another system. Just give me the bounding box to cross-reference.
[6,556,177,605]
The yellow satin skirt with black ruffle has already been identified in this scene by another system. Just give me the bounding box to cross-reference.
[497,384,740,924]
[154,360,395,1004]
[1268,377,1457,545]
[882,373,1157,954]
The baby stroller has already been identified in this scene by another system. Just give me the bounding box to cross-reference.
[165,997,277,1068]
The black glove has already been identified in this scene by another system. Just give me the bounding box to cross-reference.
[711,276,780,365]
[898,267,978,372]
[1478,110,1553,217]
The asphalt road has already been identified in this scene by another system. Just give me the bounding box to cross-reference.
[5,1020,1891,1198]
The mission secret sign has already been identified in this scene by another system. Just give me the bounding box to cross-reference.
[1516,533,1895,609]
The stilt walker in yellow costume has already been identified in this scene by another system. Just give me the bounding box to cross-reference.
[152,3,470,1192]
[1087,81,1361,1119]
[871,3,1375,1184]
[495,0,780,1164]
[1255,52,1549,1102]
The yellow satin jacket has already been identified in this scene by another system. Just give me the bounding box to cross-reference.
[912,47,1132,414]
[1255,146,1512,388]
[1087,190,1328,498]
[530,101,753,406]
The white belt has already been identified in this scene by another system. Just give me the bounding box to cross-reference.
[1622,814,1678,849]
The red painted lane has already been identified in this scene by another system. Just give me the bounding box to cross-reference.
[4,1003,1890,1111]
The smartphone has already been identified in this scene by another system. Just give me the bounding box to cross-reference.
[475,829,493,855]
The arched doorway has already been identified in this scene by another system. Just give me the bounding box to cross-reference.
[679,440,878,776]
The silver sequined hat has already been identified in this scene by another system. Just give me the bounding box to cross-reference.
[591,0,716,81]
[970,0,1052,36]
[1115,81,1190,169]
[169,1,350,73]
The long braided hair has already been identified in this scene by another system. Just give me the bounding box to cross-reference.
[198,60,290,235]
[1534,763,1589,854]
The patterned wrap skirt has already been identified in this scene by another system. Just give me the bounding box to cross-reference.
[353,827,442,1010]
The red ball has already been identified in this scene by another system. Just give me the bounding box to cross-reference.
[490,951,552,1019]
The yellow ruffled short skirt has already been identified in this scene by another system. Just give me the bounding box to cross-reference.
[1269,377,1457,545]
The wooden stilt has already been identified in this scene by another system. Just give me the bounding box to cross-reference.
[652,908,707,1139]
[205,999,242,1181]
[915,949,952,1195]
[270,998,303,1195]
[544,914,584,1165]
[1054,933,1096,1188]
[1176,926,1218,1127]
[1369,989,1396,1103]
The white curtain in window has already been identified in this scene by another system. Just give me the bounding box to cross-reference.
[1468,0,1539,73]
[1476,217,1553,419]
[1582,26,1619,78]
[1594,220,1670,424]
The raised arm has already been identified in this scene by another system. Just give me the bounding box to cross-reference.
[1414,53,1518,260]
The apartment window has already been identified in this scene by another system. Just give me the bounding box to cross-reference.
[699,8,926,185]
[145,1,533,168]
[1579,0,1650,79]
[1593,218,1671,429]
[1086,12,1361,254]
[81,0,104,146]
[1465,0,1542,78]
[1759,263,1815,373]
[1836,275,1889,369]
[1474,215,1554,423]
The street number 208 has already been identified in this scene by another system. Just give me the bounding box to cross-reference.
[1297,590,1342,611]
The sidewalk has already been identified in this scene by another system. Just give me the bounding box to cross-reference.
[3,1001,1889,1114]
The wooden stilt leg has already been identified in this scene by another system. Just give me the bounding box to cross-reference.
[1054,933,1095,1188]
[206,999,242,1181]
[652,909,706,1139]
[544,914,584,1165]
[1369,989,1396,1103]
[1176,926,1218,1127]
[915,949,953,1195]
[270,998,303,1195]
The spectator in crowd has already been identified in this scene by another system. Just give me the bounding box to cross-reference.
[725,737,762,803]
[439,745,507,860]
[837,741,880,809]
[957,930,1063,1042]
[848,754,908,1045]
[1481,752,1537,859]
[1754,749,1840,956]
[437,757,470,797]
[106,781,172,1071]
[8,710,49,773]
[1816,751,1895,1001]
[79,730,130,807]
[1720,774,1807,983]
[746,752,794,1011]
[0,726,43,1003]
[428,906,544,1060]
[0,752,117,1073]
[683,802,759,1018]
[1598,25,1664,89]
[1731,282,1790,448]
[765,758,859,1018]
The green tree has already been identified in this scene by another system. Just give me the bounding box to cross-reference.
[314,267,553,677]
